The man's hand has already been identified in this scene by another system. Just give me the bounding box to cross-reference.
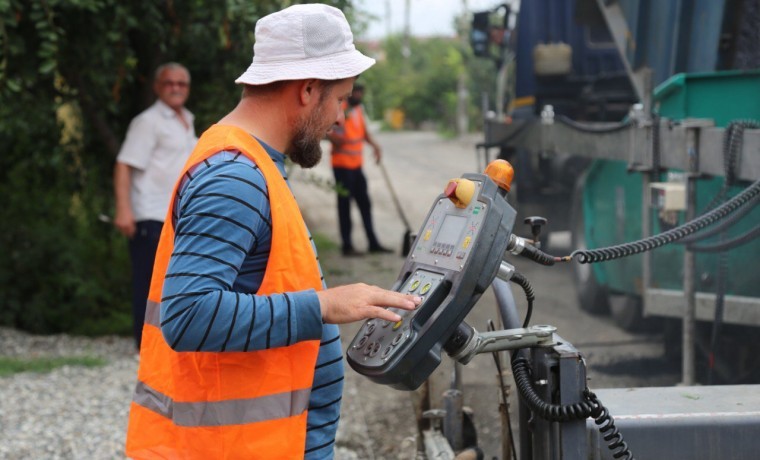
[113,161,136,238]
[317,283,421,324]
[372,144,382,164]
[114,207,136,238]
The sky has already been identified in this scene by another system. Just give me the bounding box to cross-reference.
[354,0,502,40]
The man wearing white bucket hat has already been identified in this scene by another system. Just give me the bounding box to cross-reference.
[126,4,421,459]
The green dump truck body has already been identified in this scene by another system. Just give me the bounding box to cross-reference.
[584,70,760,300]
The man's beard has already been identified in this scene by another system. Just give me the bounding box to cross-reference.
[288,105,325,169]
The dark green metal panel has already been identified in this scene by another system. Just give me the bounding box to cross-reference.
[583,160,645,294]
[584,160,760,298]
[583,69,760,298]
[654,70,760,126]
[650,177,760,297]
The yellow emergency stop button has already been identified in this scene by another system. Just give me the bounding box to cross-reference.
[444,178,476,208]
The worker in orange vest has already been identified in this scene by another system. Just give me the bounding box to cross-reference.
[328,84,393,257]
[125,5,421,459]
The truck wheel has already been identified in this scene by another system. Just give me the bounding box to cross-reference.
[662,318,681,363]
[570,177,609,315]
[609,294,656,332]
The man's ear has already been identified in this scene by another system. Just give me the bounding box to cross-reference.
[298,79,320,106]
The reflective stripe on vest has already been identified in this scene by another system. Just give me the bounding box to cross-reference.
[133,380,311,427]
[126,124,324,459]
[331,104,365,169]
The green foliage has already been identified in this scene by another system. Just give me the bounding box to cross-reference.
[0,355,107,377]
[359,33,497,132]
[0,0,351,335]
[312,232,339,254]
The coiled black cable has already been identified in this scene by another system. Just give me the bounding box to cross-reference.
[511,355,634,459]
[571,178,760,263]
[678,193,759,244]
[511,356,596,422]
[680,120,760,250]
[702,119,760,212]
[651,113,662,177]
[587,391,634,460]
[510,271,535,327]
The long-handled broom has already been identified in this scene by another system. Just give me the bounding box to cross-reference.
[378,161,415,256]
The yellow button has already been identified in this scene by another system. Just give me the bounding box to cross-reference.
[423,229,432,241]
[420,283,432,295]
[409,280,420,292]
[462,236,472,249]
[392,319,403,330]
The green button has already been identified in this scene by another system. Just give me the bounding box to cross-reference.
[420,283,432,295]
[408,279,420,292]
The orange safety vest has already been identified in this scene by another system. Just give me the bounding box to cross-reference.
[126,124,323,460]
[331,102,366,169]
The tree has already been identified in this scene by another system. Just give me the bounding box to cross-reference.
[0,0,350,335]
[359,33,496,133]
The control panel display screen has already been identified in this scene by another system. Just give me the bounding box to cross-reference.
[435,214,467,247]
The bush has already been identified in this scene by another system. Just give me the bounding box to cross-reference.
[0,0,350,336]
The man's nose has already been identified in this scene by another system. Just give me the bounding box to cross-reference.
[335,108,346,126]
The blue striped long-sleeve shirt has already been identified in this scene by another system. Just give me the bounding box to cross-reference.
[160,142,343,459]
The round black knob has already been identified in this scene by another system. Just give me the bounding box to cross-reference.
[524,216,548,248]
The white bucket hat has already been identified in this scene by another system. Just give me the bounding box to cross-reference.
[235,4,376,85]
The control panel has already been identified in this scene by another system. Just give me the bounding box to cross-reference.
[346,168,517,390]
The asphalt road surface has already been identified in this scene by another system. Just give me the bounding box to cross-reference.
[291,130,681,459]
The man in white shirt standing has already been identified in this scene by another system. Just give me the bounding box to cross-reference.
[113,62,197,350]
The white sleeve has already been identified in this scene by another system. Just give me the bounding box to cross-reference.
[116,114,157,170]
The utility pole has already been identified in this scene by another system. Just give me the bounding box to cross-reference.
[385,0,391,39]
[402,0,411,69]
[456,0,470,136]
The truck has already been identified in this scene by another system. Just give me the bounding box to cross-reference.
[470,0,760,385]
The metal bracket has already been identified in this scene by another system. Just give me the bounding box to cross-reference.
[449,325,557,364]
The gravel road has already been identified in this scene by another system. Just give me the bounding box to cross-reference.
[0,130,683,459]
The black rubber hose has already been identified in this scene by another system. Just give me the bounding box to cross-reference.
[510,271,535,327]
[556,114,633,133]
[518,244,556,266]
[688,224,760,253]
[707,249,728,385]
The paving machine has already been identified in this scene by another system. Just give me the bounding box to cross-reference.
[347,159,760,459]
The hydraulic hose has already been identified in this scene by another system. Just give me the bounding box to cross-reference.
[556,114,633,134]
[707,249,728,385]
[688,224,760,253]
